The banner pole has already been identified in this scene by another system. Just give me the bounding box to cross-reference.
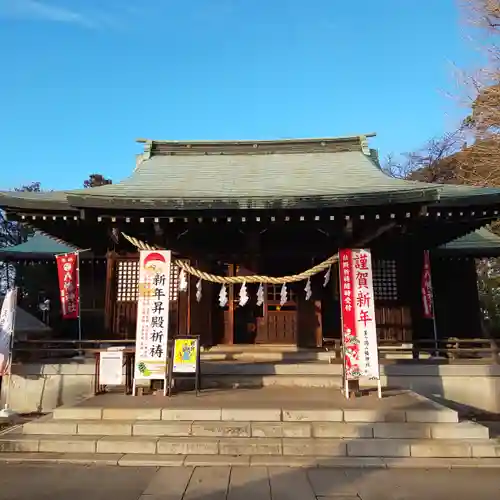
[425,251,439,357]
[76,252,83,354]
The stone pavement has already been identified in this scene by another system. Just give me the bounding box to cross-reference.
[0,464,499,499]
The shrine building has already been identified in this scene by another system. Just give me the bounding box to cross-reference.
[1,134,500,349]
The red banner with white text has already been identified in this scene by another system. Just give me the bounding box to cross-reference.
[339,248,380,380]
[421,250,434,319]
[55,253,80,320]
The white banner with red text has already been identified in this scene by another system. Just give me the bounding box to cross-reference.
[134,250,171,382]
[339,248,380,380]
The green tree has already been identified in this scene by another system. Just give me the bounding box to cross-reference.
[0,181,41,248]
[83,174,112,188]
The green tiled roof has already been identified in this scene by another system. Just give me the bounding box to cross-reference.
[65,150,443,209]
[1,136,500,211]
[0,232,78,259]
[438,228,500,256]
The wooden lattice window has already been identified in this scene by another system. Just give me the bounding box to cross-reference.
[373,259,398,301]
[116,260,179,302]
[169,264,179,302]
[116,260,140,302]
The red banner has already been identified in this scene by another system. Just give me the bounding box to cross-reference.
[339,249,361,379]
[421,250,434,319]
[55,253,80,319]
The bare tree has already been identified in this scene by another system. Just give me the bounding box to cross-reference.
[455,0,500,185]
[383,127,467,182]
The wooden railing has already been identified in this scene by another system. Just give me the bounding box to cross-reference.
[9,337,500,364]
[324,338,500,363]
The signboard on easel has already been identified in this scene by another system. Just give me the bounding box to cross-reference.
[132,250,172,396]
[99,350,124,386]
[167,335,201,396]
[339,248,381,398]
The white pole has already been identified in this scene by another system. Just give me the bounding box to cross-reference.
[377,377,382,399]
[76,252,83,355]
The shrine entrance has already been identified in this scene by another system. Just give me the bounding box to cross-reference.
[224,283,298,345]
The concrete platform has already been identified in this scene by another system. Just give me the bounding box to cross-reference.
[70,387,454,410]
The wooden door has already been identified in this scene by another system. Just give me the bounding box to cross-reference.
[255,284,297,344]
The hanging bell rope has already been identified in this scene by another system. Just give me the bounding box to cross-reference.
[121,223,394,285]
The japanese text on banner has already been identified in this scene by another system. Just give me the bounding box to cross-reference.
[421,250,434,319]
[339,249,360,379]
[55,253,80,320]
[134,251,171,381]
[339,248,380,380]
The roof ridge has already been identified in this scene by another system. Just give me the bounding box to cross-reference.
[137,133,377,145]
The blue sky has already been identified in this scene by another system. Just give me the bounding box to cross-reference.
[0,0,479,190]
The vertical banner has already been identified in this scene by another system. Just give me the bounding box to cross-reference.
[0,288,17,376]
[421,250,434,319]
[134,250,171,382]
[339,249,380,380]
[339,249,360,379]
[55,253,80,319]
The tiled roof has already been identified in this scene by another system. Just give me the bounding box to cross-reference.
[438,228,500,256]
[1,136,500,211]
[0,232,78,259]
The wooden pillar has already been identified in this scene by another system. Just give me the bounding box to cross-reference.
[189,259,214,346]
[104,251,116,336]
[224,264,235,345]
[314,300,323,347]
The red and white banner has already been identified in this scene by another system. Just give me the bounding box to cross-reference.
[421,250,434,319]
[55,253,80,320]
[339,248,379,380]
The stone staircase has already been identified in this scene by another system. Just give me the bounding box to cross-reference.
[200,347,341,388]
[1,391,499,466]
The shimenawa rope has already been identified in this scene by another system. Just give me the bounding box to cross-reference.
[121,223,393,285]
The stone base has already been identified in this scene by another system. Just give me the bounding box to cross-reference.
[1,388,499,461]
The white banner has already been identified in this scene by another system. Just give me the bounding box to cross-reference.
[134,251,171,382]
[0,288,17,376]
[99,350,124,386]
[350,249,379,379]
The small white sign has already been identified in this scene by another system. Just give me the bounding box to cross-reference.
[99,350,124,386]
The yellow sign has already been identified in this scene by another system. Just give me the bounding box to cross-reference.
[173,338,198,374]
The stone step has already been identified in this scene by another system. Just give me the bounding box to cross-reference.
[201,362,339,376]
[21,419,490,440]
[2,452,500,468]
[1,434,499,457]
[201,374,341,389]
[52,406,459,423]
[200,345,335,363]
